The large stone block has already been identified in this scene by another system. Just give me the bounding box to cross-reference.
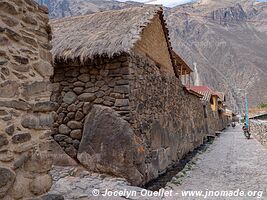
[0,100,31,111]
[63,91,77,104]
[11,63,30,72]
[33,101,58,112]
[113,85,130,94]
[12,133,31,144]
[21,113,54,130]
[13,55,29,64]
[0,167,16,198]
[115,99,129,107]
[22,15,38,25]
[0,1,18,15]
[0,134,9,148]
[39,139,77,167]
[67,121,82,129]
[0,80,19,98]
[40,194,65,200]
[78,74,90,82]
[29,174,53,195]
[0,35,9,46]
[70,130,82,140]
[22,81,50,98]
[32,60,53,78]
[78,93,96,102]
[58,124,71,135]
[22,36,38,48]
[77,105,144,185]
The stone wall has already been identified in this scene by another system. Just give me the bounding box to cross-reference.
[205,103,219,136]
[0,0,56,199]
[51,55,133,158]
[205,104,228,136]
[127,55,207,183]
[250,120,267,148]
[218,112,229,131]
[52,54,207,186]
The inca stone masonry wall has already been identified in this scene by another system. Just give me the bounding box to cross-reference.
[218,110,228,131]
[51,55,132,158]
[0,0,56,199]
[250,120,267,148]
[127,55,207,183]
[52,54,207,186]
[204,103,228,137]
[206,106,219,136]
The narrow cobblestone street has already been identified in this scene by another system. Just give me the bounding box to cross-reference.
[48,125,267,200]
[165,125,267,200]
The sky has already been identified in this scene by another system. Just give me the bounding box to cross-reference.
[118,0,267,7]
[118,0,194,7]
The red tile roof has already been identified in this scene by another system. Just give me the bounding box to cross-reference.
[186,86,219,102]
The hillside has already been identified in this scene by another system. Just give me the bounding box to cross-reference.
[36,0,267,112]
[167,0,267,111]
[36,0,142,19]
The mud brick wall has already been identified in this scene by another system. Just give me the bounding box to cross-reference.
[0,0,55,199]
[250,120,267,148]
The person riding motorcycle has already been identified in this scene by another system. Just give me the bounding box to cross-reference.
[242,123,250,139]
[231,122,236,128]
[242,123,247,131]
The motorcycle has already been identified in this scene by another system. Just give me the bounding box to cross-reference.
[231,122,236,128]
[242,126,251,139]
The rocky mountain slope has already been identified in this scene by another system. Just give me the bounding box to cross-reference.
[36,0,267,111]
[167,0,267,112]
[36,0,142,19]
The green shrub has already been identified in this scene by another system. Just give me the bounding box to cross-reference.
[257,103,267,109]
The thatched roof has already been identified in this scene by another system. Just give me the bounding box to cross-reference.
[51,6,164,63]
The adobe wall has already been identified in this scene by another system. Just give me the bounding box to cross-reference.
[0,0,57,199]
[250,120,267,148]
[133,16,174,75]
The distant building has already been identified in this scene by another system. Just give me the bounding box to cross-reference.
[172,51,193,86]
[187,86,229,135]
[188,86,220,112]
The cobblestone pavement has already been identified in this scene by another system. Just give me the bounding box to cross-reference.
[48,167,160,200]
[46,125,267,200]
[165,125,267,200]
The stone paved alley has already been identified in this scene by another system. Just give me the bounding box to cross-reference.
[48,125,267,200]
[165,125,267,200]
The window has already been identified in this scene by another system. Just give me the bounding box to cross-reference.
[210,97,214,105]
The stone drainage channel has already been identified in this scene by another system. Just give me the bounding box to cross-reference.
[144,139,213,191]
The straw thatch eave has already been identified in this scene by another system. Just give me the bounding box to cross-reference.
[51,6,163,64]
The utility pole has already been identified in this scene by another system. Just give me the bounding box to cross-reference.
[238,89,249,129]
[245,92,249,129]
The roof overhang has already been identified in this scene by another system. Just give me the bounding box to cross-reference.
[171,51,193,75]
[184,86,204,98]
